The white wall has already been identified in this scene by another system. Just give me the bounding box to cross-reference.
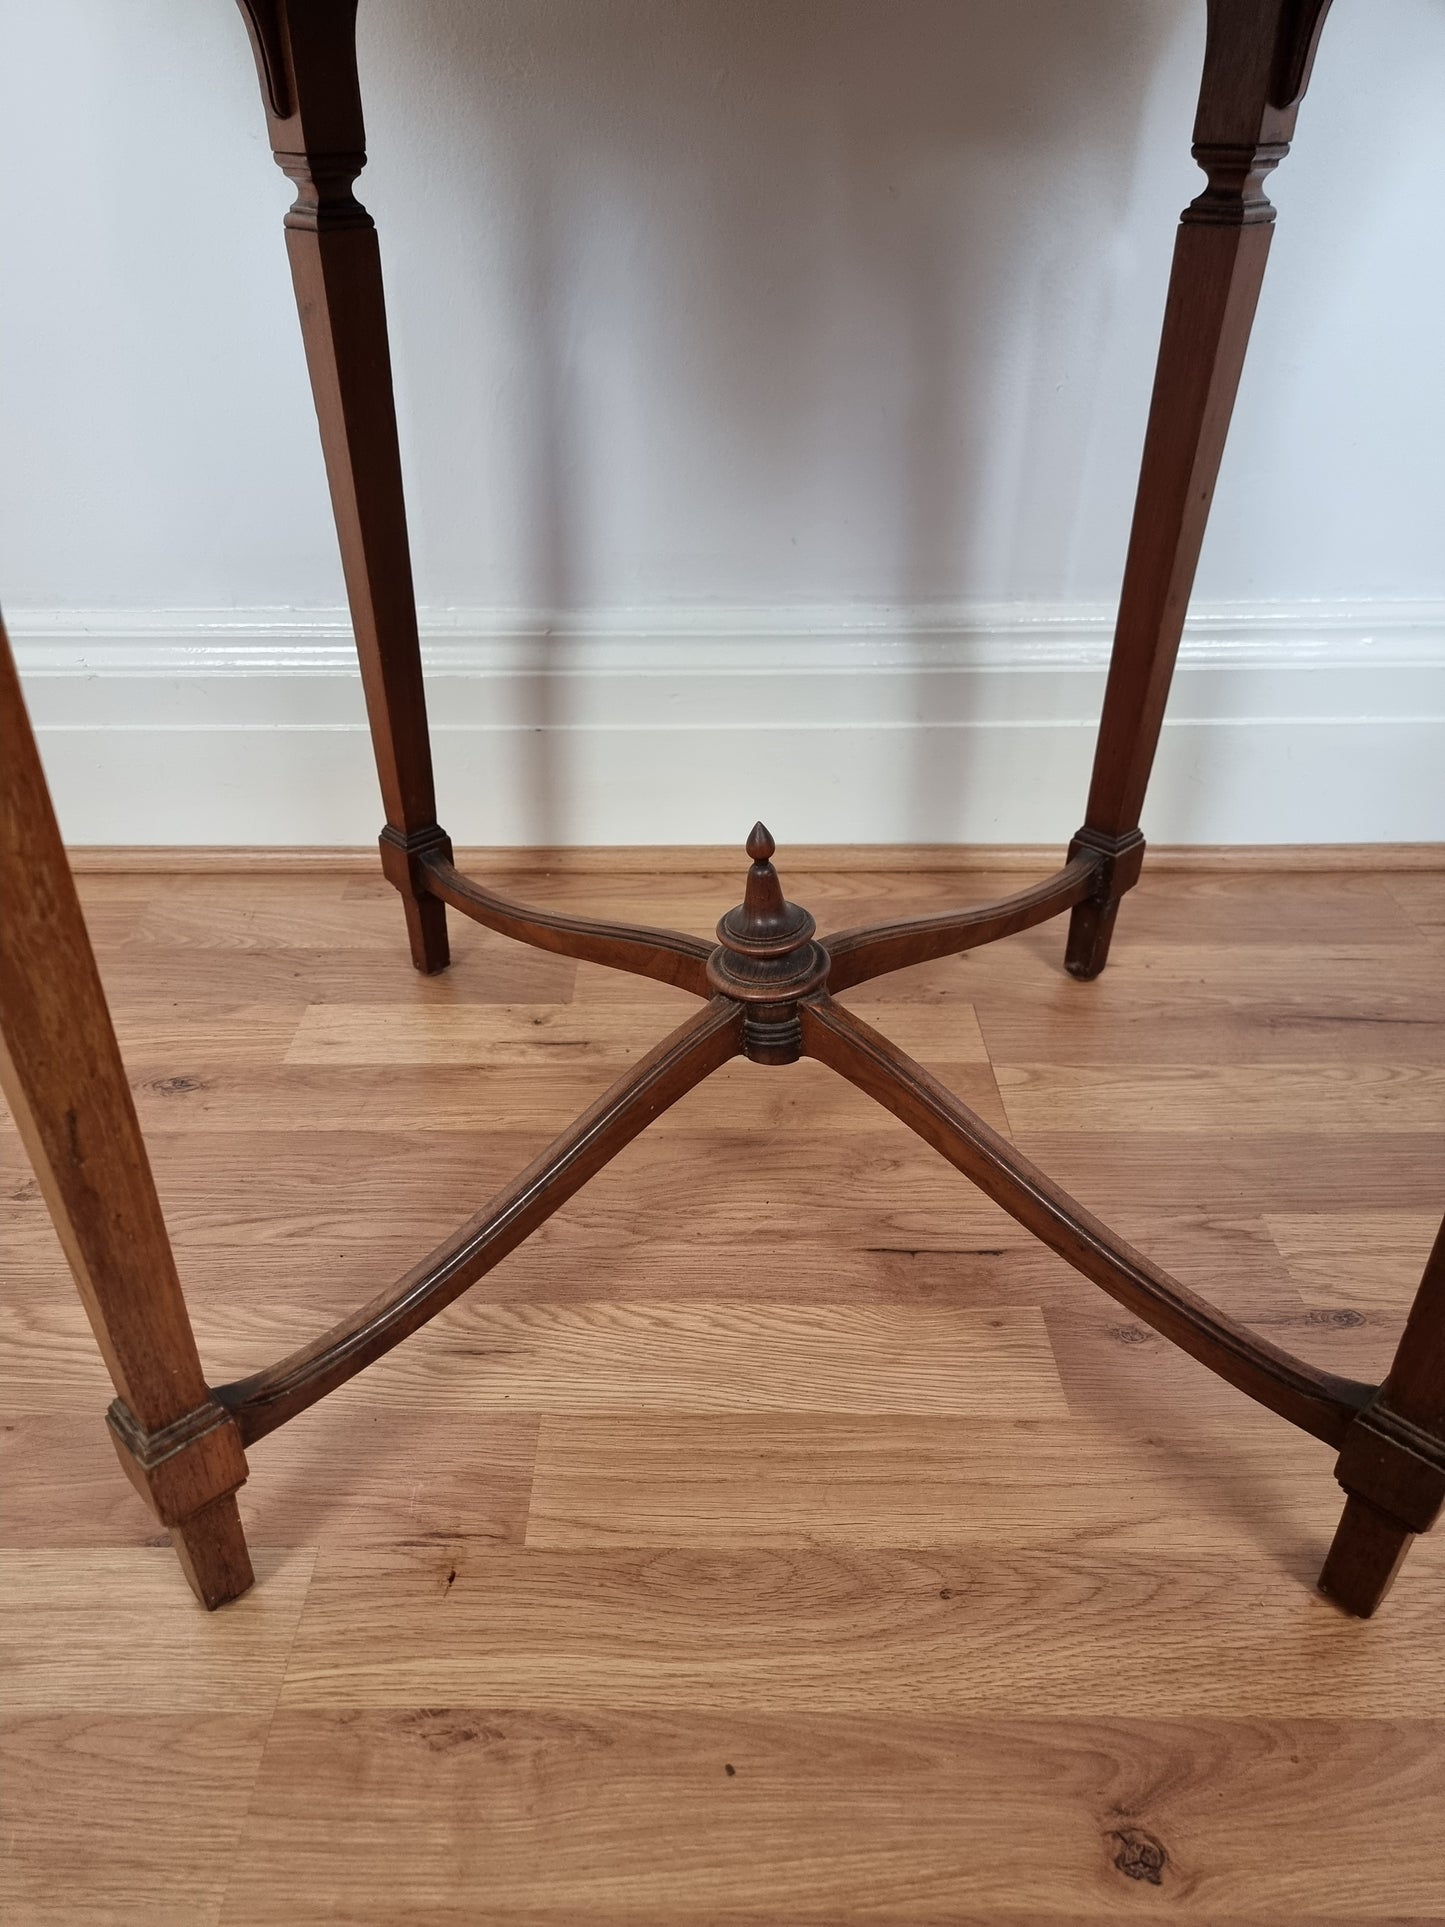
[2,0,1443,844]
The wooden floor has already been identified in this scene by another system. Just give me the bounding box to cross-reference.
[3,854,1444,1923]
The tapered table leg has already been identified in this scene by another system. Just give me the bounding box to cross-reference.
[0,622,252,1607]
[1066,0,1334,977]
[1320,1217,1445,1616]
[237,0,450,971]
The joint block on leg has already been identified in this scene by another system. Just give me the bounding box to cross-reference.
[378,821,454,898]
[107,1396,249,1528]
[1331,1398,1445,1538]
[378,823,453,973]
[1068,826,1147,900]
[107,1397,254,1609]
[1064,828,1146,980]
[1318,1399,1445,1618]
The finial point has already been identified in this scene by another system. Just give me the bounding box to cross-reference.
[708,812,825,1046]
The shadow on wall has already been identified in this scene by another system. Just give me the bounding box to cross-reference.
[358,0,1188,841]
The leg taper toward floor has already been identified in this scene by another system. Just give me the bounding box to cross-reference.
[1319,1216,1445,1615]
[1066,0,1334,976]
[1318,1497,1413,1619]
[237,0,450,972]
[169,1494,260,1611]
[0,621,253,1607]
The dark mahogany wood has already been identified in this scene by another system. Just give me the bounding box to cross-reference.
[1065,0,1334,979]
[825,854,1099,994]
[0,621,252,1609]
[1318,1216,1445,1615]
[707,825,831,1063]
[799,994,1372,1449]
[422,852,714,997]
[9,0,1439,1619]
[215,996,743,1442]
[237,0,450,974]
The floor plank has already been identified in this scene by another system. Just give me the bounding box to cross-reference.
[276,1540,1444,1719]
[996,1062,1445,1135]
[115,1055,1014,1138]
[1265,1211,1441,1310]
[224,1711,1445,1922]
[1,1715,270,1927]
[524,1413,1344,1555]
[255,1300,1067,1418]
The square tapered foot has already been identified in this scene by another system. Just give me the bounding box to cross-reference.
[169,1493,255,1610]
[1318,1494,1413,1618]
[1065,896,1121,980]
[402,888,450,974]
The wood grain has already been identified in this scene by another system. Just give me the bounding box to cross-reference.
[1386,871,1445,937]
[1041,1300,1396,1430]
[284,1002,704,1065]
[285,1000,987,1068]
[114,1057,1013,1139]
[0,1548,314,1713]
[995,1062,1445,1135]
[207,1301,1063,1421]
[1,1715,270,1927]
[91,939,579,1007]
[1,1409,538,1551]
[275,1540,1442,1719]
[0,621,252,1605]
[223,1710,1445,1923]
[524,1413,1343,1555]
[1265,1212,1444,1310]
[6,855,1443,1916]
[968,942,1445,1066]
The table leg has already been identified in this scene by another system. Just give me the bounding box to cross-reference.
[1319,1219,1445,1615]
[0,621,252,1607]
[1066,0,1334,977]
[237,0,451,971]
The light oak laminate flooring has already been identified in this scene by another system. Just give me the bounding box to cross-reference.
[2,857,1443,1923]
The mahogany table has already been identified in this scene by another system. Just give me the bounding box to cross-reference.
[2,0,1442,1616]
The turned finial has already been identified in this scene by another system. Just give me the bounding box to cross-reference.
[728,822,800,950]
[716,823,812,958]
[708,822,827,1061]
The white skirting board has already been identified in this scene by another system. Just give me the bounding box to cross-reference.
[9,599,1444,847]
